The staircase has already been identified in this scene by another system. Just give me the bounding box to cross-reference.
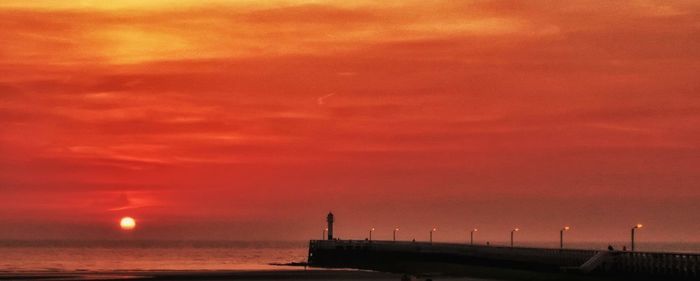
[577,251,610,273]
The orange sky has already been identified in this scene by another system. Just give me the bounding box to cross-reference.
[1,1,699,243]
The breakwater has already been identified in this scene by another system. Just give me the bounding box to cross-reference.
[307,240,699,280]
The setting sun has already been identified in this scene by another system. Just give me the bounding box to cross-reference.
[120,217,136,230]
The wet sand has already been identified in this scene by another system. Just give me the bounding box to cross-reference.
[0,269,493,281]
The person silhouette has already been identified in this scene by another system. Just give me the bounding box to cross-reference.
[607,245,614,251]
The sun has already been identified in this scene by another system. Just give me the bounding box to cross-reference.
[120,216,136,230]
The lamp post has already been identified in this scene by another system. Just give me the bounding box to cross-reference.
[470,229,478,245]
[631,224,643,251]
[430,228,437,243]
[393,227,399,242]
[560,226,570,249]
[510,228,520,247]
[323,228,328,240]
[369,228,375,241]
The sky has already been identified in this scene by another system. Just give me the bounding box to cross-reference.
[0,0,699,243]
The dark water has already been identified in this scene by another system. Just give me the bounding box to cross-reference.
[0,240,697,272]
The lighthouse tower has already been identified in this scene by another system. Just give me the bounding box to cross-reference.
[326,212,334,240]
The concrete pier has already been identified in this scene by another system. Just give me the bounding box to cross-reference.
[308,239,699,280]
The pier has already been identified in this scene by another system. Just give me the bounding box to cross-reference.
[308,239,699,280]
[307,212,699,279]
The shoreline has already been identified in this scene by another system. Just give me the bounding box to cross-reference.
[0,269,409,281]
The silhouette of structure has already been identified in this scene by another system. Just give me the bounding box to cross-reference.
[309,213,698,280]
[326,212,334,240]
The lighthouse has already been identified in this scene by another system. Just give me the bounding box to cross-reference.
[326,212,334,240]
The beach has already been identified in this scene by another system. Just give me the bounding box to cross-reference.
[0,269,497,281]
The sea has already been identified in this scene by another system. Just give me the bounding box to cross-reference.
[0,240,308,272]
[0,240,698,272]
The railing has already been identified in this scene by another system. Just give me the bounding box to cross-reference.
[613,251,699,278]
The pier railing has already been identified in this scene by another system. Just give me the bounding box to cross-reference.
[613,250,699,278]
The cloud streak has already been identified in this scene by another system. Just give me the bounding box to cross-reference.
[1,0,699,241]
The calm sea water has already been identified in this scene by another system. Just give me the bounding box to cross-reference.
[0,240,697,272]
[0,240,308,272]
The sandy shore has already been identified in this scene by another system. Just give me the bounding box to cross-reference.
[0,269,492,281]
